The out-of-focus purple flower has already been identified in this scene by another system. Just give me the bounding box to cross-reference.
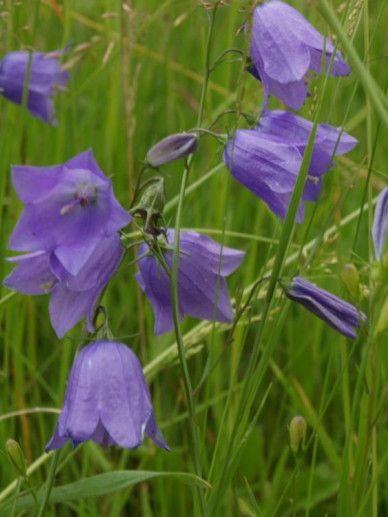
[9,149,131,276]
[223,111,357,222]
[284,276,366,339]
[249,0,350,110]
[372,187,388,261]
[46,341,168,450]
[0,50,69,124]
[146,133,198,167]
[4,234,123,338]
[136,230,245,335]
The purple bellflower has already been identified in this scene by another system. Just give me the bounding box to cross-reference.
[46,341,168,450]
[249,0,350,110]
[146,133,198,167]
[285,276,366,339]
[4,234,123,338]
[136,230,245,335]
[372,187,388,261]
[0,50,69,124]
[223,110,357,222]
[9,149,131,276]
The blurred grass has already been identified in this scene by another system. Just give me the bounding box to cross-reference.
[0,0,387,515]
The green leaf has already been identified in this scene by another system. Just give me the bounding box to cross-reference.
[0,470,210,515]
[319,0,388,127]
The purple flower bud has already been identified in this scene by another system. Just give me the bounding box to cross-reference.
[249,0,350,110]
[146,133,198,167]
[46,341,168,451]
[9,149,131,276]
[285,276,366,339]
[372,187,388,261]
[4,234,123,338]
[223,110,357,222]
[135,230,245,335]
[0,50,69,124]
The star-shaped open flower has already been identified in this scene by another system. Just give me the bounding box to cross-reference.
[136,230,245,335]
[0,50,69,124]
[248,0,350,110]
[46,341,168,450]
[9,149,131,276]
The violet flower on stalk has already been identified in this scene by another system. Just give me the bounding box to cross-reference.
[136,230,245,335]
[372,187,388,261]
[284,276,366,339]
[0,50,69,124]
[9,149,131,276]
[4,234,123,338]
[223,111,357,222]
[248,0,350,110]
[46,341,168,450]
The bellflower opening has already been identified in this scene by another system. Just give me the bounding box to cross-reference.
[9,149,131,276]
[0,50,69,124]
[46,341,168,451]
[372,187,388,261]
[249,0,350,110]
[223,111,357,222]
[4,234,123,338]
[135,230,245,335]
[284,276,366,339]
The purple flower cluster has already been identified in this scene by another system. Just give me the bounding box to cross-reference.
[222,1,364,342]
[223,2,357,222]
[2,0,368,459]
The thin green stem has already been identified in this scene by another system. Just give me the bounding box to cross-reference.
[169,4,219,515]
[37,450,60,517]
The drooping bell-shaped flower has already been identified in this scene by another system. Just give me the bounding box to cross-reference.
[0,50,69,124]
[284,276,366,339]
[4,234,123,338]
[9,149,131,276]
[46,341,168,450]
[135,230,245,335]
[146,133,198,168]
[223,111,357,222]
[258,110,357,201]
[248,0,350,110]
[372,187,388,261]
[224,128,305,222]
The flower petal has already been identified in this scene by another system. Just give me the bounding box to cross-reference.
[372,187,388,261]
[252,1,311,84]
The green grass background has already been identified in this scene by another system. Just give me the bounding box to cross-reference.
[0,0,387,515]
